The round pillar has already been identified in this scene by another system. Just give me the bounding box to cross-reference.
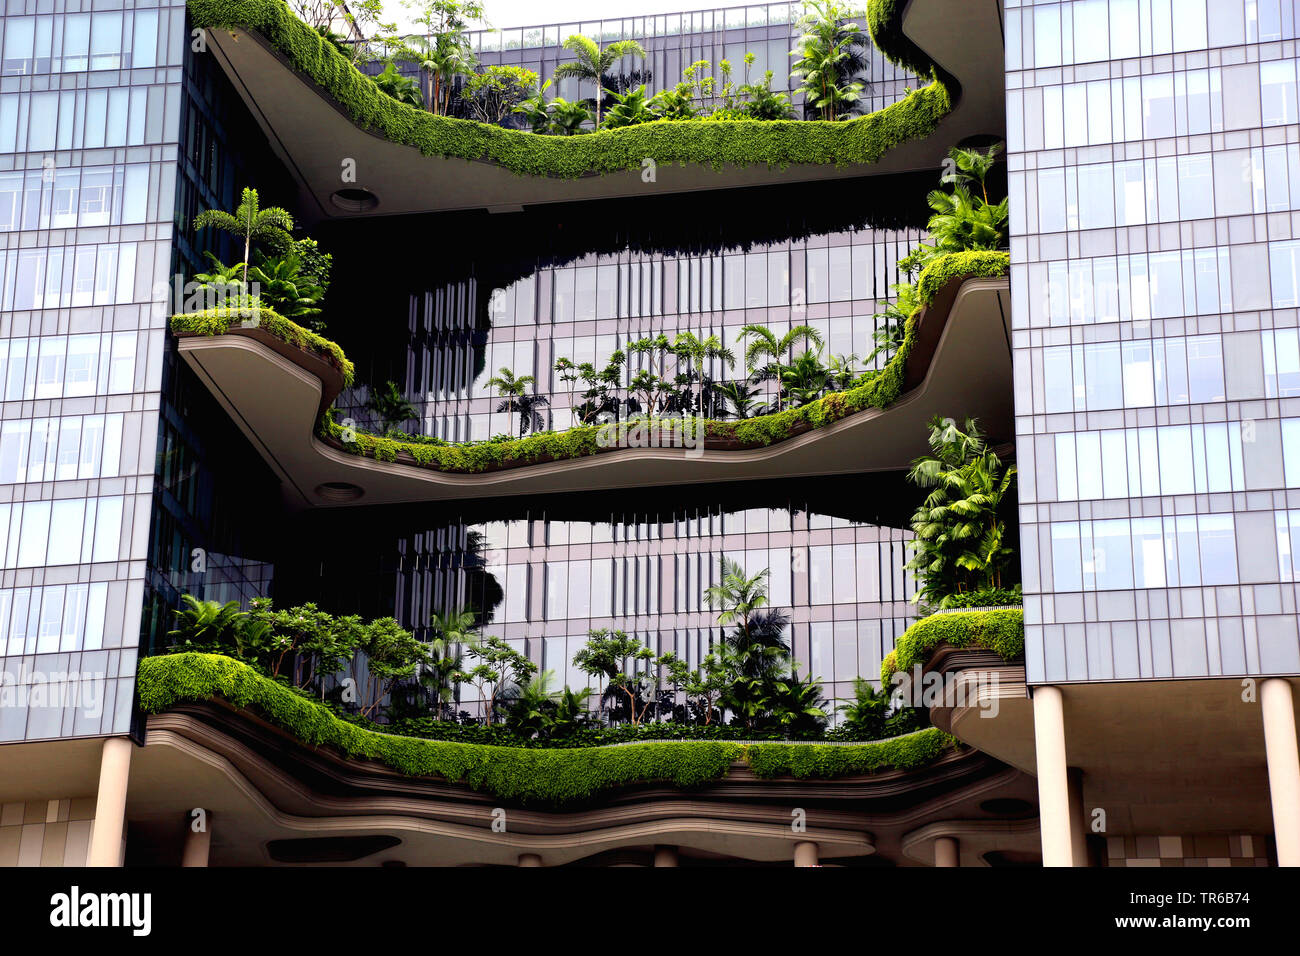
[793,841,819,867]
[1261,678,1300,866]
[1032,685,1074,867]
[934,836,958,867]
[181,810,212,867]
[87,737,133,867]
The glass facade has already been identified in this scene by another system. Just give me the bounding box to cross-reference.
[0,0,189,740]
[1007,0,1300,681]
[456,2,912,120]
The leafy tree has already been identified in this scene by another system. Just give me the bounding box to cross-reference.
[739,323,825,411]
[905,416,1017,606]
[574,628,659,724]
[900,146,1009,276]
[458,635,535,724]
[826,352,860,391]
[189,252,249,310]
[374,60,423,107]
[367,380,419,434]
[757,665,828,735]
[789,0,870,121]
[554,349,627,425]
[360,617,427,718]
[461,65,538,123]
[647,83,698,120]
[193,186,295,284]
[552,35,648,126]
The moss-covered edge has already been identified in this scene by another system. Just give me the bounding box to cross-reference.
[865,0,939,81]
[170,304,356,386]
[187,0,952,179]
[170,250,1003,473]
[138,652,957,805]
[880,608,1025,685]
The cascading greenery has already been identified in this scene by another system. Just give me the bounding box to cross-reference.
[184,0,953,178]
[136,651,957,804]
[880,608,1025,686]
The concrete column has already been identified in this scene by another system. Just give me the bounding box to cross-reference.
[87,737,132,867]
[934,836,959,867]
[1260,678,1300,866]
[653,845,679,867]
[181,810,212,867]
[1067,768,1089,867]
[793,841,819,867]
[517,853,542,867]
[1032,685,1075,867]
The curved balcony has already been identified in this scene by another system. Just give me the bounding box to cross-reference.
[188,0,1004,218]
[173,255,1011,509]
[122,652,1039,866]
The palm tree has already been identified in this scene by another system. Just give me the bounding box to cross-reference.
[486,367,534,435]
[780,348,831,406]
[704,556,770,646]
[826,352,860,391]
[424,608,476,717]
[838,677,890,736]
[367,380,419,434]
[405,32,476,115]
[789,0,869,121]
[740,323,825,411]
[551,34,648,126]
[504,669,560,738]
[945,143,1003,204]
[671,331,735,416]
[193,187,295,285]
[906,416,1017,606]
[715,379,764,419]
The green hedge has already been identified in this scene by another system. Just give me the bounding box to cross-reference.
[187,0,952,179]
[137,652,956,805]
[170,305,355,386]
[865,0,939,81]
[747,728,956,778]
[881,608,1025,686]
[316,250,1009,473]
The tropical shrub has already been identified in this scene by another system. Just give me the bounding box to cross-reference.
[905,416,1017,607]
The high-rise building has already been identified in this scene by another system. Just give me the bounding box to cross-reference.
[0,0,1293,872]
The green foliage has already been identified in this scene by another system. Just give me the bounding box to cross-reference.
[601,85,656,129]
[943,585,1023,609]
[192,185,295,282]
[905,416,1017,606]
[790,0,871,121]
[136,653,955,804]
[313,250,1008,472]
[881,608,1025,685]
[366,380,419,433]
[169,304,354,386]
[864,0,938,80]
[184,0,954,178]
[551,34,647,125]
[374,60,423,107]
[461,65,538,124]
[746,727,957,778]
